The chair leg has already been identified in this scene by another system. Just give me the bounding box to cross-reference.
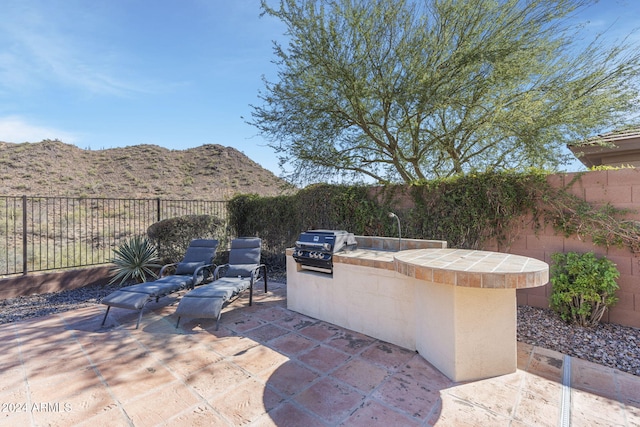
[215,310,223,331]
[176,317,181,329]
[135,309,144,329]
[134,297,154,330]
[101,306,111,326]
[261,265,268,293]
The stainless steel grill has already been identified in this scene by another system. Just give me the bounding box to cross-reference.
[292,230,357,273]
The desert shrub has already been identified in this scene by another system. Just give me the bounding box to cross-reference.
[109,235,161,285]
[550,252,620,327]
[147,214,226,264]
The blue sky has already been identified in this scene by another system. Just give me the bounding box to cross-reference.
[0,0,638,177]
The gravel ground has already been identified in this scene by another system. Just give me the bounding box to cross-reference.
[1,280,638,377]
[517,305,640,376]
[0,282,124,325]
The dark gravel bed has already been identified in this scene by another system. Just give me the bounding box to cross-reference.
[518,305,640,377]
[0,282,124,324]
[1,281,638,377]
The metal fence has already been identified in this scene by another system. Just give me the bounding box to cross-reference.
[0,196,228,276]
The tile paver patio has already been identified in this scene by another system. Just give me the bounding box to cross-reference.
[0,281,639,426]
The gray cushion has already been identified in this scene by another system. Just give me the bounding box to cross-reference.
[176,278,251,320]
[213,277,252,293]
[175,261,205,275]
[119,275,192,296]
[182,285,234,300]
[228,238,261,265]
[101,290,151,310]
[230,238,261,249]
[180,239,219,264]
[175,295,225,319]
[101,275,193,310]
[225,264,255,278]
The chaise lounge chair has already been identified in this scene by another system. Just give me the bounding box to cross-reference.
[175,237,267,330]
[101,239,219,329]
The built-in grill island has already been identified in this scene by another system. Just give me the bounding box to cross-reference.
[292,229,357,273]
[286,235,550,382]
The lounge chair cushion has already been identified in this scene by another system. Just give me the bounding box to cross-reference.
[182,241,217,262]
[212,277,252,295]
[175,295,225,320]
[174,277,252,319]
[127,275,193,295]
[180,284,233,299]
[100,289,154,310]
[175,261,205,275]
[101,275,193,310]
[181,277,251,301]
[228,239,261,265]
[225,264,256,278]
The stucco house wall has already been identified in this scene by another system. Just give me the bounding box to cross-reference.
[568,128,640,168]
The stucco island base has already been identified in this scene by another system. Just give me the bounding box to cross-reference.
[286,237,549,382]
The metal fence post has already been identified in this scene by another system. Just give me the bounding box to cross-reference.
[0,196,228,276]
[22,195,27,275]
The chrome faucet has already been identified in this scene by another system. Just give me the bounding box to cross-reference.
[388,212,401,250]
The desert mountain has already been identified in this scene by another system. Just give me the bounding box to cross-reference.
[0,140,292,200]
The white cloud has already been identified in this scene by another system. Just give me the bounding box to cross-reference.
[0,116,78,144]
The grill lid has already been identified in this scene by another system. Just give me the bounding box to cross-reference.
[293,230,357,273]
[295,230,357,253]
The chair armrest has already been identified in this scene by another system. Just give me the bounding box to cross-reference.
[159,263,178,277]
[191,263,216,288]
[213,264,230,280]
[250,264,265,280]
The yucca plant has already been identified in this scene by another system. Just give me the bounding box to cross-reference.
[109,235,162,286]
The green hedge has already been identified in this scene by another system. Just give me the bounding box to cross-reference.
[226,171,639,272]
[147,214,226,264]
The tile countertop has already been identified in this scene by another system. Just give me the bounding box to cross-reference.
[287,246,549,289]
[393,248,549,289]
[333,248,397,270]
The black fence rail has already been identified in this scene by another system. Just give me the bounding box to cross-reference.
[0,196,228,276]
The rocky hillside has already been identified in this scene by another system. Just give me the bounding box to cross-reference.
[0,140,292,199]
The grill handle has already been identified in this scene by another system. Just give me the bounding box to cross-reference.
[295,241,332,251]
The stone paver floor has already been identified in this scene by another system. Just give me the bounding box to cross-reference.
[1,282,639,426]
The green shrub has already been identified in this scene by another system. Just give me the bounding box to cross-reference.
[226,171,640,274]
[147,214,226,264]
[550,252,620,327]
[109,235,162,285]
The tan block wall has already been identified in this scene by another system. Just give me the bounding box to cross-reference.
[0,266,112,300]
[485,170,640,328]
[370,169,640,328]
